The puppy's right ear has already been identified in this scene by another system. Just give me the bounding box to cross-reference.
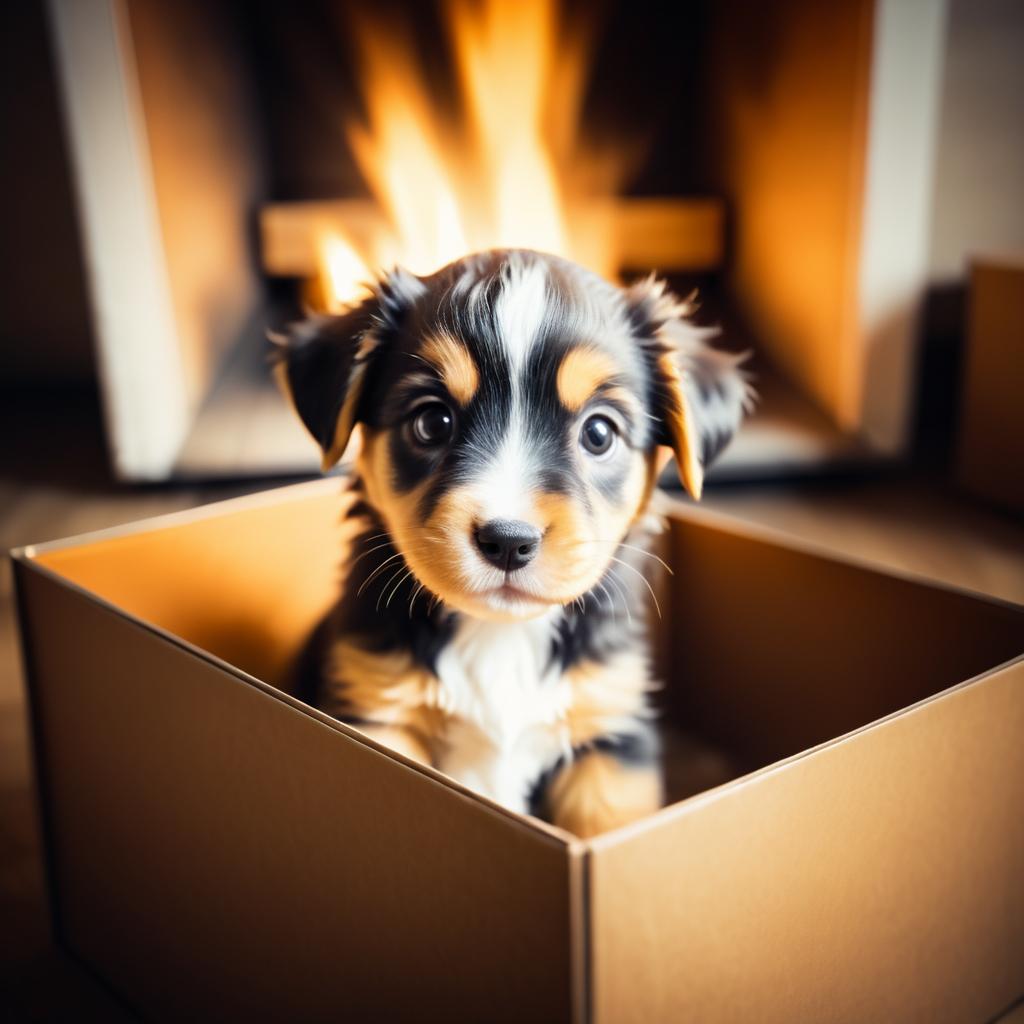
[272,268,424,471]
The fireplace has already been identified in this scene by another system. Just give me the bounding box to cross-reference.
[48,0,949,482]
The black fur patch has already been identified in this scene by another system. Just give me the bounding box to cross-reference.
[297,490,457,719]
[279,303,381,454]
[591,727,660,766]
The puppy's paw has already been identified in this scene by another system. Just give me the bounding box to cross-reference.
[549,753,663,839]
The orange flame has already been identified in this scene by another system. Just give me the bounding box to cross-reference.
[320,0,620,310]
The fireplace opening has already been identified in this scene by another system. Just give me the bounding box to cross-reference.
[51,0,922,483]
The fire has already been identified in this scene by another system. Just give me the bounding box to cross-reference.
[319,0,619,311]
[318,234,371,308]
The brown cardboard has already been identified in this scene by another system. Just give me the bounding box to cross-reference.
[13,480,1024,1021]
[26,481,348,686]
[17,539,578,1021]
[589,659,1024,1023]
[957,255,1024,513]
[662,509,1024,770]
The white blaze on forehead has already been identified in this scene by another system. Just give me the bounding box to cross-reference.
[467,411,540,526]
[494,258,551,372]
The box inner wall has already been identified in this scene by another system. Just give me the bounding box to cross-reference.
[34,488,1024,805]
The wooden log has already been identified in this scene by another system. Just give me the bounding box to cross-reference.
[611,198,725,272]
[259,197,725,277]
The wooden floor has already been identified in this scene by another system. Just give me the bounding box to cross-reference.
[1,388,1022,1018]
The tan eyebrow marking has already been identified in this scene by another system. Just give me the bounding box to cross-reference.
[420,332,480,406]
[556,346,622,413]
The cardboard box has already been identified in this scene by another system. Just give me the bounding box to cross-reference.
[957,255,1024,513]
[12,480,1024,1022]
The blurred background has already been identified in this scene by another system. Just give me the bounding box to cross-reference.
[1,0,1022,1016]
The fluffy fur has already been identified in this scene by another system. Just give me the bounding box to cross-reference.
[278,250,752,837]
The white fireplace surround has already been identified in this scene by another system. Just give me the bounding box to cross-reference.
[48,0,965,481]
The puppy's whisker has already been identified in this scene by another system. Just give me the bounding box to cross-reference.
[356,544,440,595]
[614,575,634,626]
[408,581,427,618]
[605,571,633,626]
[561,538,674,575]
[375,564,409,613]
[607,556,662,619]
[353,527,445,548]
[611,580,626,623]
[608,542,674,576]
[349,541,400,570]
[596,581,616,624]
[357,552,405,595]
[385,568,417,611]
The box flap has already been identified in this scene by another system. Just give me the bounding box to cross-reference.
[587,657,1024,1023]
[26,481,346,687]
[659,511,1024,772]
[17,561,577,1020]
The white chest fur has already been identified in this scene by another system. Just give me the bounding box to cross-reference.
[433,611,573,814]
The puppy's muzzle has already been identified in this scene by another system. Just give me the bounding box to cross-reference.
[474,519,541,572]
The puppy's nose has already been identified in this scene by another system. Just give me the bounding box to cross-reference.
[474,519,541,572]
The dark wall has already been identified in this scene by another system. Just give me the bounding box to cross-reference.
[239,0,713,202]
[0,1,95,385]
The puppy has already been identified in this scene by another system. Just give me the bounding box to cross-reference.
[276,250,751,837]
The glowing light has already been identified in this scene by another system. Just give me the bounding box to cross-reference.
[319,0,621,309]
[319,234,371,311]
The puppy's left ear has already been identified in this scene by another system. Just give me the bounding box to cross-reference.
[627,276,755,500]
[272,268,424,471]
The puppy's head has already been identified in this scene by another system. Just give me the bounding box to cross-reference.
[277,250,751,622]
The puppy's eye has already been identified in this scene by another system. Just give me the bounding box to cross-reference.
[580,414,616,456]
[411,402,454,446]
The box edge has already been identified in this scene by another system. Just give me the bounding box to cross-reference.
[658,493,1024,614]
[14,554,573,850]
[588,651,1024,851]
